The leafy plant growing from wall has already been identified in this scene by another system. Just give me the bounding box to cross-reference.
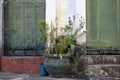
[38,16,86,59]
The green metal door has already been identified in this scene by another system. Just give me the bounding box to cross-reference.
[87,0,120,50]
[4,0,45,56]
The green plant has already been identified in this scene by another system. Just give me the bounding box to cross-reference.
[38,16,86,59]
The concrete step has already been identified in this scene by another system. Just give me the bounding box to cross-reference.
[74,55,120,77]
[84,55,120,64]
[86,64,120,77]
[89,64,120,67]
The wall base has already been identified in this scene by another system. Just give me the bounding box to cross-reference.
[84,55,120,77]
[1,56,44,74]
[0,55,120,78]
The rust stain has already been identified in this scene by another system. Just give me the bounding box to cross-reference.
[56,0,65,35]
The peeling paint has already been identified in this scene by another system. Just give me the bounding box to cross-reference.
[56,0,76,35]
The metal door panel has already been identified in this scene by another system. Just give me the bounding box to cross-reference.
[87,0,120,49]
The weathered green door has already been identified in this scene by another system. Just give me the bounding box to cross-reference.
[87,0,120,50]
[4,0,45,56]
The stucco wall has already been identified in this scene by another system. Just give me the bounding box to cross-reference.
[46,0,86,43]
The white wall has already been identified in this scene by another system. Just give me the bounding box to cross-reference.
[76,0,86,19]
[46,0,56,24]
[46,0,86,43]
[76,0,86,43]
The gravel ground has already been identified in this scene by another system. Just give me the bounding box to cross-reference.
[0,72,119,80]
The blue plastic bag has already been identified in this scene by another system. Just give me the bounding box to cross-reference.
[40,63,49,76]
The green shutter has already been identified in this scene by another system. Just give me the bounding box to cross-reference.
[87,0,120,49]
[4,0,45,56]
